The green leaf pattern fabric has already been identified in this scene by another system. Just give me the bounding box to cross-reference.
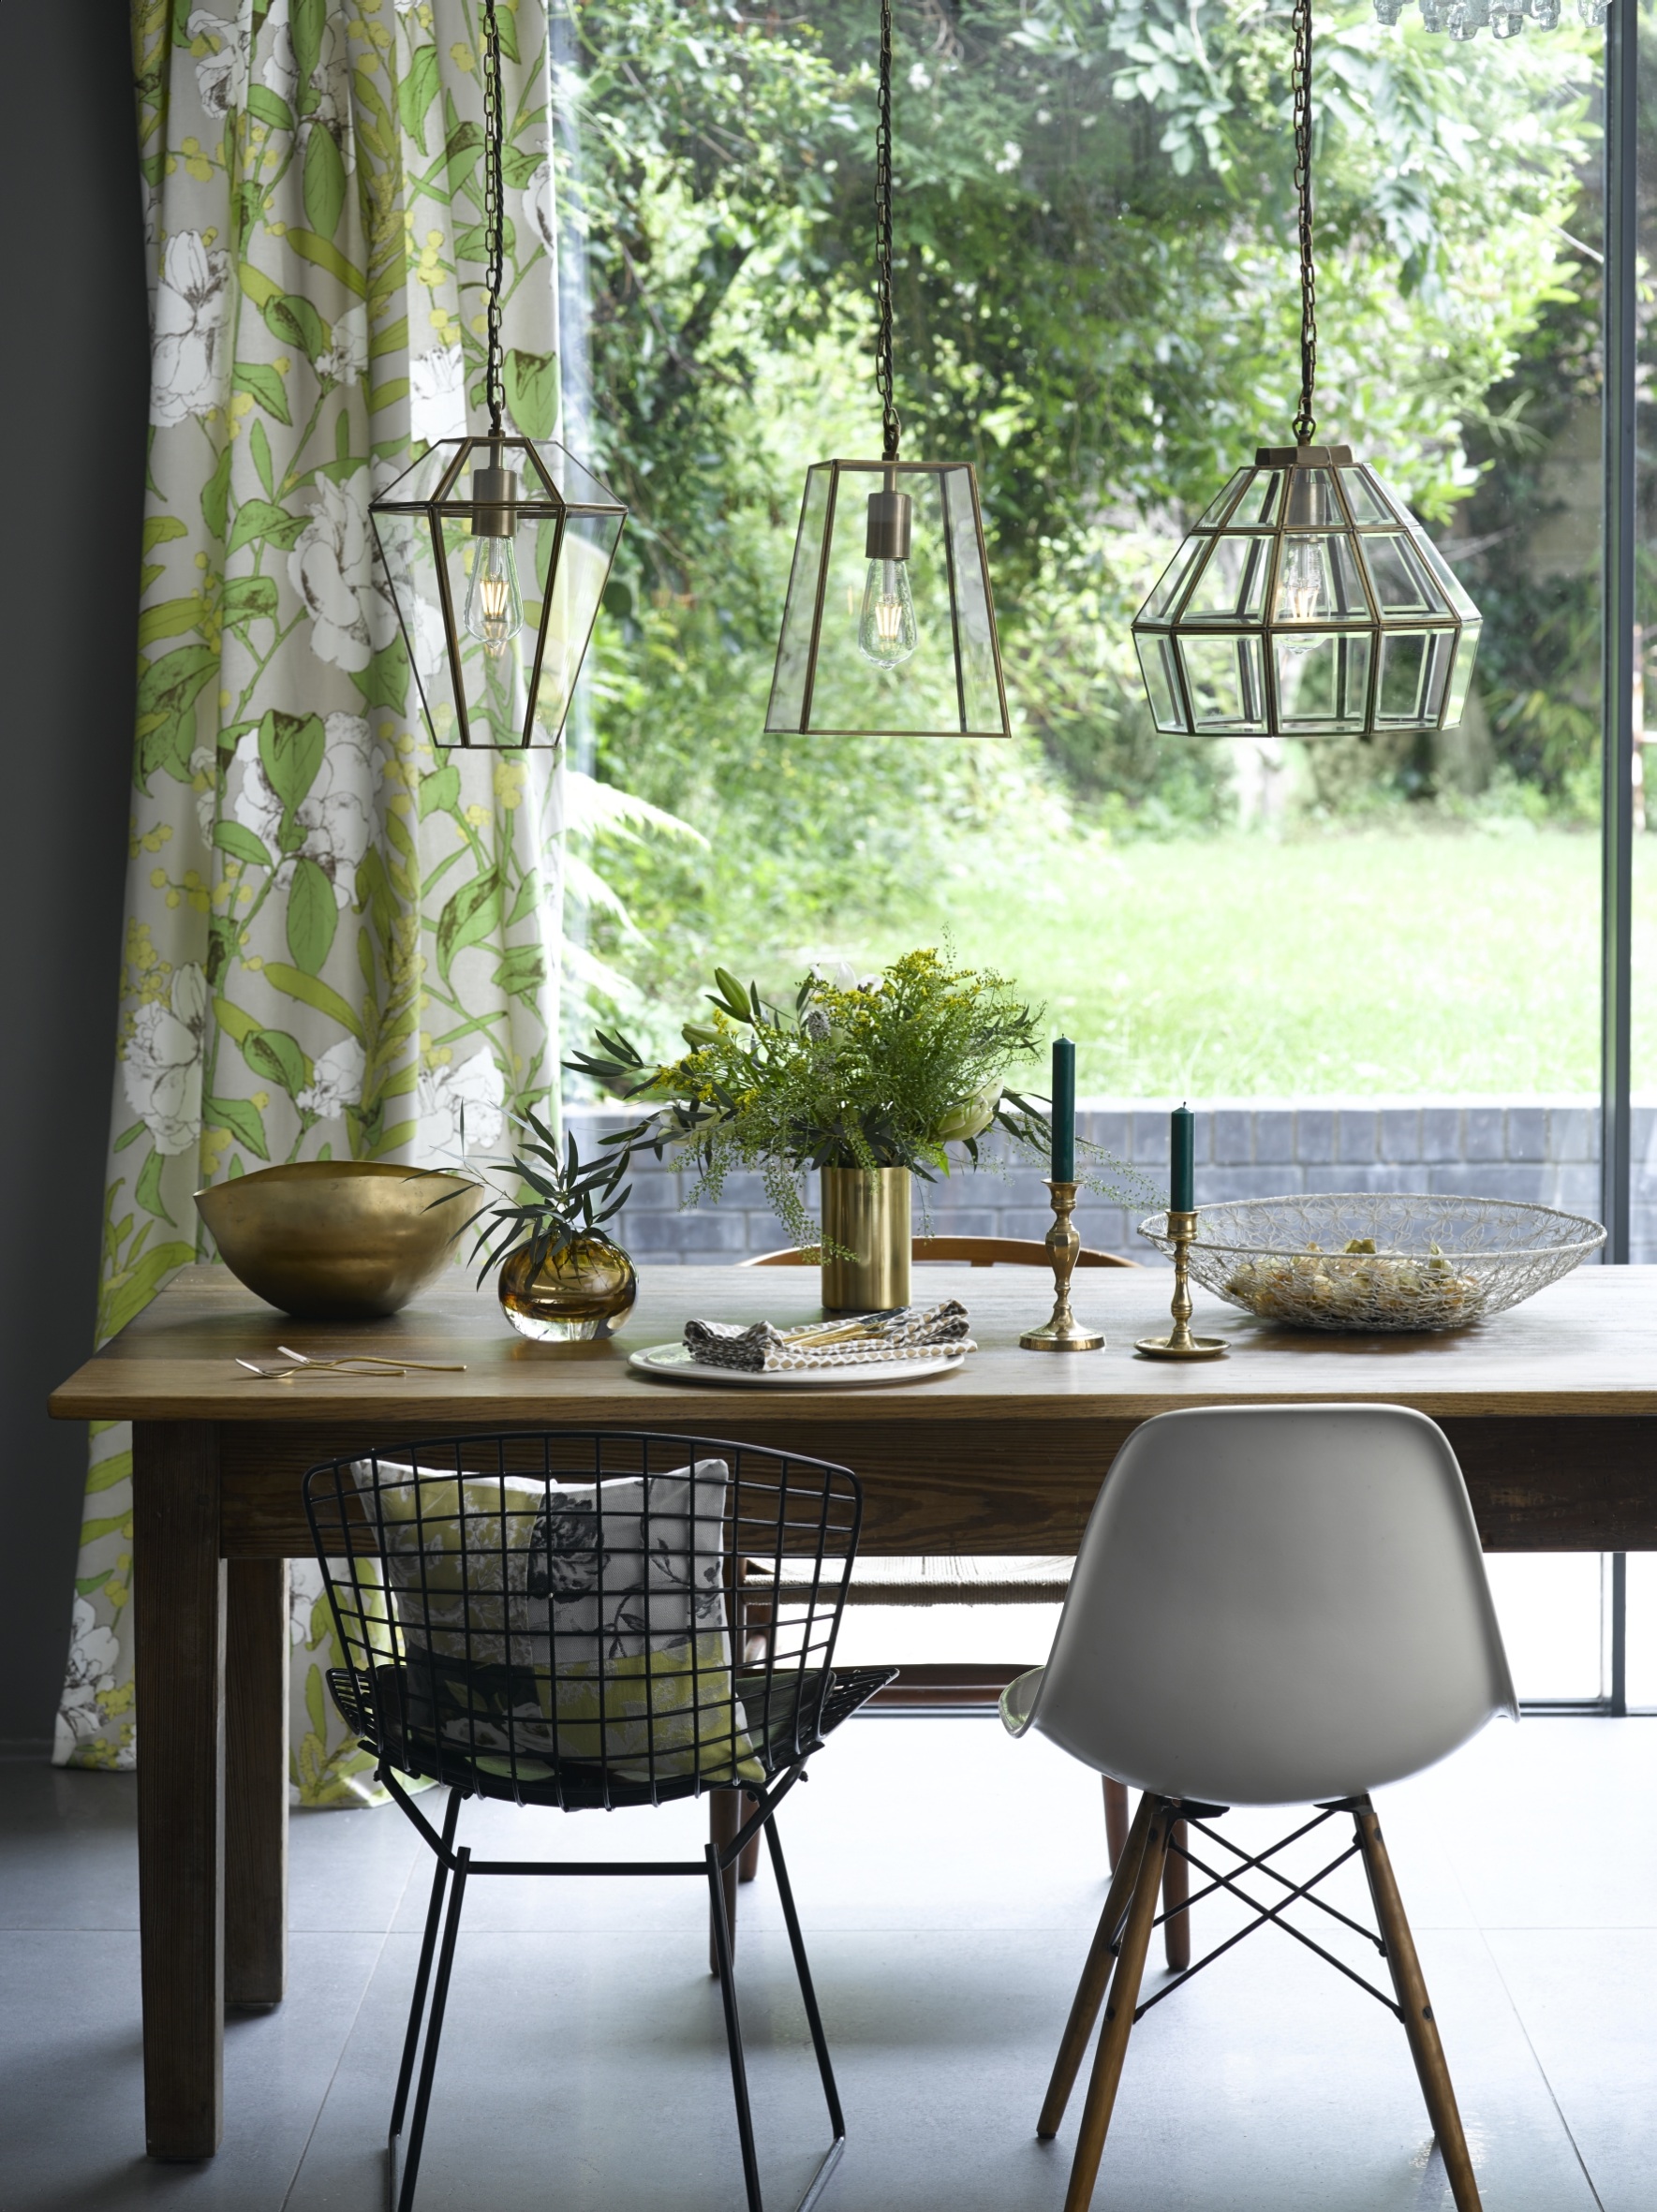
[56,0,570,1807]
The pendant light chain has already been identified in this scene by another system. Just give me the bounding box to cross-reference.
[874,0,902,464]
[1291,0,1318,447]
[482,0,506,439]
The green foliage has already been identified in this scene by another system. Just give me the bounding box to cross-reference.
[558,0,1603,1029]
[567,947,1140,1247]
[449,1117,631,1279]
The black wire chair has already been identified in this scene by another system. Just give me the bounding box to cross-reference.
[305,1428,893,2212]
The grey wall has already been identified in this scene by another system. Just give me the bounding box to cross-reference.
[0,2,148,1750]
[575,1098,1617,1263]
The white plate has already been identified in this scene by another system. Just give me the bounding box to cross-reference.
[629,1342,967,1389]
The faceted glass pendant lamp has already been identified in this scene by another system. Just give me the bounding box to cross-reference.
[1133,444,1482,737]
[1369,0,1606,38]
[1133,0,1481,740]
[765,0,1012,742]
[369,1,626,749]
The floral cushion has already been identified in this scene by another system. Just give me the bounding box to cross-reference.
[352,1456,760,1785]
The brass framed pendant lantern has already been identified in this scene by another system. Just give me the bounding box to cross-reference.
[1132,1,1481,741]
[765,0,1011,741]
[369,2,626,749]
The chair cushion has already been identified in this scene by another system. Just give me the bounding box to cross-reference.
[351,1455,761,1787]
[330,1661,898,1808]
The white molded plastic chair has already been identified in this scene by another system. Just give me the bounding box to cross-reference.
[1004,1403,1516,2212]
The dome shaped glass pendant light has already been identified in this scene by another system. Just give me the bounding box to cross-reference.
[369,1,626,748]
[765,0,1011,740]
[1132,0,1482,741]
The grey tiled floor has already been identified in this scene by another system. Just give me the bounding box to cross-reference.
[1,1715,1652,2211]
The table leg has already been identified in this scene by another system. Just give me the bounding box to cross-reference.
[133,1420,225,2160]
[226,1558,289,2010]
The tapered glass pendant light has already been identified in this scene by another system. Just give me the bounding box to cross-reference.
[1132,0,1481,740]
[766,0,1011,740]
[370,1,626,749]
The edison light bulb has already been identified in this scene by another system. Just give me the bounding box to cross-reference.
[1280,538,1324,621]
[464,534,524,659]
[1278,538,1324,660]
[856,483,920,670]
[464,449,525,660]
[858,558,918,667]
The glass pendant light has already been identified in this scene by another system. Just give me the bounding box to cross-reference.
[369,1,626,749]
[1132,0,1481,741]
[1371,0,1605,37]
[765,0,1012,740]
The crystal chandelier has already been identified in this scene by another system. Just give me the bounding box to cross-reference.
[1132,0,1482,740]
[765,0,1011,740]
[369,1,626,749]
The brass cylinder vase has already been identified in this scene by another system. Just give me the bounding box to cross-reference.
[820,1167,911,1313]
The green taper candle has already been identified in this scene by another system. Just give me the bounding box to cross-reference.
[1171,1101,1194,1212]
[1051,1038,1075,1182]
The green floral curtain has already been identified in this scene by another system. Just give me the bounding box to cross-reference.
[56,0,570,1805]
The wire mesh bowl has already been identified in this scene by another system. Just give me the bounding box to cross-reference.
[1138,1194,1605,1334]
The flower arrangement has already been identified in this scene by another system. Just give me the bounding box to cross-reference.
[566,947,1139,1250]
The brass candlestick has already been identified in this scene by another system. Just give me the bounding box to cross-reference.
[1136,1208,1227,1361]
[1020,1181,1104,1352]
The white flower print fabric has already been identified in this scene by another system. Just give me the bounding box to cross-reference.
[59,0,572,1806]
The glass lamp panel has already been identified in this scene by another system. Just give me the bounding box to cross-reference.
[436,511,539,746]
[777,463,1002,735]
[1179,632,1267,732]
[526,441,625,512]
[939,465,1005,733]
[1136,631,1187,731]
[1196,468,1250,526]
[1284,468,1337,527]
[1362,532,1445,618]
[376,439,470,508]
[1374,627,1455,729]
[1271,532,1369,626]
[765,464,834,733]
[1441,623,1482,728]
[1137,533,1205,625]
[1339,466,1394,524]
[371,505,453,743]
[1409,529,1481,622]
[1273,631,1372,733]
[1231,471,1283,527]
[1180,532,1270,623]
[525,509,624,743]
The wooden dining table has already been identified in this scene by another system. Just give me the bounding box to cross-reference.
[49,1258,1657,2160]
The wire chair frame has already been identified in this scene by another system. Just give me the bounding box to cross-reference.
[303,1429,874,2212]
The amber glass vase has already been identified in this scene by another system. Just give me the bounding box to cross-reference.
[496,1235,638,1342]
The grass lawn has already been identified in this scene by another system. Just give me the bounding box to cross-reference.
[782,824,1657,1098]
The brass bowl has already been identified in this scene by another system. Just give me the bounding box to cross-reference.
[194,1161,483,1320]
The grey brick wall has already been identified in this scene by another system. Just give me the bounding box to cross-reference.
[568,1097,1650,1263]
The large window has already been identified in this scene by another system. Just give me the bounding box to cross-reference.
[553,1,1652,1705]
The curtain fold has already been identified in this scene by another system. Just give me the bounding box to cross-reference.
[56,0,569,1805]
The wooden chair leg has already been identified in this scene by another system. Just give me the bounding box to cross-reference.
[738,1792,762,1883]
[708,1789,744,1973]
[1161,1818,1191,1971]
[1354,1799,1484,2212]
[1102,1777,1130,1871]
[1059,1799,1174,2212]
[1039,1793,1156,2141]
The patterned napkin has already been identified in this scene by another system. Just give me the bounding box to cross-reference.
[684,1299,976,1373]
